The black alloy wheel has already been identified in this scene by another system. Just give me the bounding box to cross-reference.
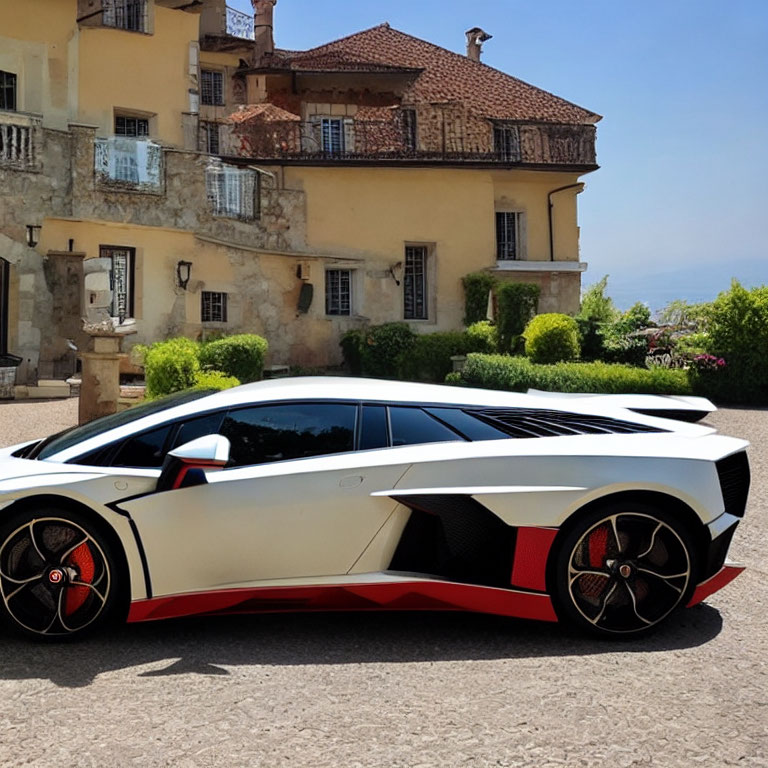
[553,503,697,636]
[0,509,122,639]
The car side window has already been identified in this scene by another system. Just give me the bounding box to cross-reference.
[220,403,357,467]
[110,425,174,468]
[425,408,509,441]
[172,412,226,450]
[388,407,466,447]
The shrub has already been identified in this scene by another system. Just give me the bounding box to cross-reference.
[524,313,580,364]
[601,302,652,366]
[143,337,200,399]
[451,354,691,395]
[340,329,365,375]
[692,280,768,403]
[496,282,540,353]
[193,370,240,391]
[465,320,498,354]
[462,272,497,326]
[576,276,618,360]
[198,334,268,383]
[400,331,470,382]
[360,322,417,378]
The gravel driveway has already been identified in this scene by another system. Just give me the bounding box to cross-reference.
[0,398,765,767]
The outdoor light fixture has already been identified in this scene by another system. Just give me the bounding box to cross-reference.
[176,260,192,290]
[25,225,41,248]
[389,261,403,286]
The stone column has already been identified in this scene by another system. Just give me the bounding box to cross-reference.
[78,330,134,424]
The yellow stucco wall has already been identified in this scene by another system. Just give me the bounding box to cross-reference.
[77,5,199,145]
[292,166,585,329]
[0,0,77,130]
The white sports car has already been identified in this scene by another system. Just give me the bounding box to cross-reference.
[0,378,748,640]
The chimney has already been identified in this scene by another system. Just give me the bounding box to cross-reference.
[465,27,492,62]
[252,0,277,61]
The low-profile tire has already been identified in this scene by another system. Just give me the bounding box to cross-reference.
[551,501,698,637]
[0,507,124,640]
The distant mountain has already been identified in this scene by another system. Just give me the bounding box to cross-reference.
[587,259,766,311]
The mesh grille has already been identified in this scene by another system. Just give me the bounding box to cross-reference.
[716,451,750,518]
[468,408,667,438]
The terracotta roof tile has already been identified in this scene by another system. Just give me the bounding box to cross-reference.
[284,24,600,124]
[227,103,300,123]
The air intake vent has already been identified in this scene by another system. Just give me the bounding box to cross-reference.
[468,408,668,438]
[716,451,750,518]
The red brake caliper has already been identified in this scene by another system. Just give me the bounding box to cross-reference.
[65,542,95,616]
[580,525,609,599]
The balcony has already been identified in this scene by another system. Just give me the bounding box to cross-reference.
[94,137,164,192]
[226,6,254,40]
[0,111,41,172]
[227,114,597,169]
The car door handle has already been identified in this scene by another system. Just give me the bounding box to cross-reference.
[339,475,364,488]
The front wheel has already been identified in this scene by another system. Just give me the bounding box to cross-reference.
[0,509,122,639]
[552,503,698,637]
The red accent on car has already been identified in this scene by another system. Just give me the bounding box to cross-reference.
[687,564,745,608]
[171,460,225,490]
[588,525,608,568]
[509,527,558,592]
[65,542,95,616]
[127,580,558,624]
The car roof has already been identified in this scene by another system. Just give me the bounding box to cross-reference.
[197,377,539,409]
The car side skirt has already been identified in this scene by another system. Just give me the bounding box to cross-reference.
[127,577,559,624]
[687,563,745,608]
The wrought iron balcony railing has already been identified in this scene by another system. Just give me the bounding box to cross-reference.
[226,6,254,40]
[94,136,164,192]
[228,115,597,167]
[0,111,41,171]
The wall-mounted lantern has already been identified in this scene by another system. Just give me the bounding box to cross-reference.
[25,225,41,248]
[176,260,193,290]
[389,261,403,286]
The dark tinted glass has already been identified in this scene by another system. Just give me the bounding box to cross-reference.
[221,403,356,467]
[389,407,465,447]
[360,405,388,450]
[425,408,509,441]
[173,412,226,450]
[35,389,216,460]
[111,425,173,468]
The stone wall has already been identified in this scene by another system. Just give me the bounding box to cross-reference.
[0,127,72,382]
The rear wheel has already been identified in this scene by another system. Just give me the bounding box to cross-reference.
[552,503,697,637]
[0,509,122,639]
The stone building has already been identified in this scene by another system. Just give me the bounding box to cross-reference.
[0,0,600,388]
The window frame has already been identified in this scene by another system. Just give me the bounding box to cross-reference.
[115,114,150,138]
[402,108,417,151]
[200,70,225,107]
[320,117,345,154]
[99,245,135,322]
[0,71,17,112]
[325,268,353,316]
[201,290,228,324]
[202,121,220,155]
[493,124,520,162]
[495,211,525,261]
[403,244,429,321]
[102,0,149,33]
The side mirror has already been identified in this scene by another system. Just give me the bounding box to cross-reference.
[156,434,230,492]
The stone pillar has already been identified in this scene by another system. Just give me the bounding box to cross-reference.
[78,331,133,424]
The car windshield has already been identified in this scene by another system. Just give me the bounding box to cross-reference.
[32,389,216,461]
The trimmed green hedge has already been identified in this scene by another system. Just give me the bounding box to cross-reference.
[141,332,267,398]
[496,282,540,353]
[451,354,692,395]
[524,313,580,364]
[199,334,267,383]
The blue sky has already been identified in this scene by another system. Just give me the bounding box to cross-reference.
[230,0,768,308]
